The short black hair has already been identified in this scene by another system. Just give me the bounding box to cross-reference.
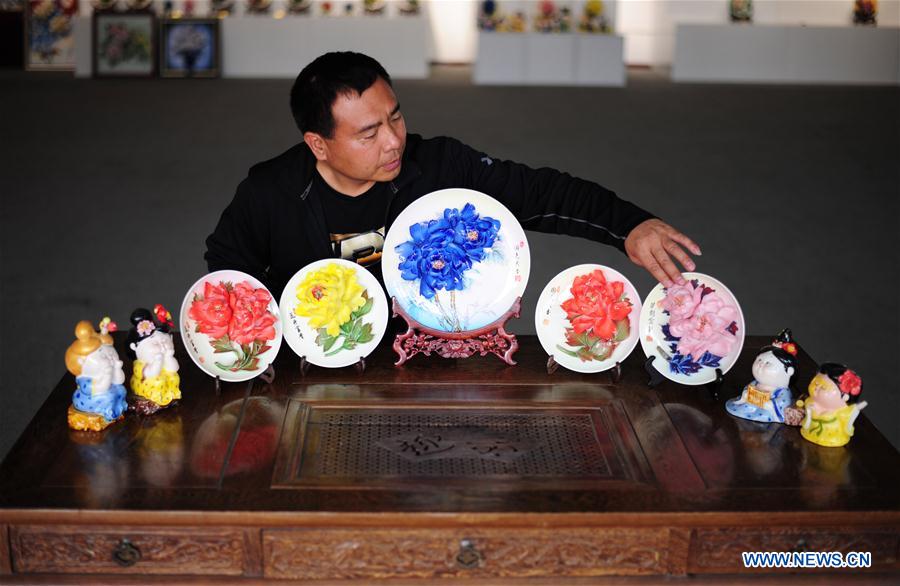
[290,52,392,139]
[760,345,798,374]
[819,362,863,403]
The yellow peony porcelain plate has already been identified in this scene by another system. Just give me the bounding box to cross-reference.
[279,259,389,368]
[179,270,283,383]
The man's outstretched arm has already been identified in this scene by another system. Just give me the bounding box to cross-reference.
[446,137,699,286]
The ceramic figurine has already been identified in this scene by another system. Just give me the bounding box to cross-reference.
[726,329,798,424]
[128,305,181,415]
[796,363,866,448]
[578,0,609,33]
[729,0,753,23]
[65,318,128,431]
[363,0,384,14]
[398,0,419,15]
[853,0,877,25]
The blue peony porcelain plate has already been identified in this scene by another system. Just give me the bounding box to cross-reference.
[639,272,745,386]
[383,188,530,333]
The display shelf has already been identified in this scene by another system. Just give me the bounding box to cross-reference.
[474,32,625,86]
[672,23,900,85]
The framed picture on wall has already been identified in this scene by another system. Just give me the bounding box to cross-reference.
[159,18,219,78]
[93,11,155,77]
[24,0,78,70]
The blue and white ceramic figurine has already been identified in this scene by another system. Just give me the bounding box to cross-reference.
[726,329,798,424]
[65,318,128,432]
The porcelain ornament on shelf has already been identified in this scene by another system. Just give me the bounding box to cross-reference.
[726,328,798,424]
[65,318,128,432]
[795,363,866,448]
[128,305,181,415]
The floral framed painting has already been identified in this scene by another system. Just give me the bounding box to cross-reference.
[159,18,220,78]
[25,0,78,71]
[93,11,155,78]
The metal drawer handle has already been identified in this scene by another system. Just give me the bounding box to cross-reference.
[456,538,483,569]
[112,539,141,567]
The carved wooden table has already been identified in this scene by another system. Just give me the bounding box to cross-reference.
[1,335,899,584]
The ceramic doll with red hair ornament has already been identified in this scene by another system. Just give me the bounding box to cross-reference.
[726,329,798,424]
[128,304,181,415]
[796,364,866,447]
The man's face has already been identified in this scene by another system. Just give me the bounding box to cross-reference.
[309,77,406,187]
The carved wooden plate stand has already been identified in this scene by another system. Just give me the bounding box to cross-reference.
[392,297,521,366]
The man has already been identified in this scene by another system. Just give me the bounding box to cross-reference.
[205,51,700,299]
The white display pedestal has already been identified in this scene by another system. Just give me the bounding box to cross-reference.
[574,34,626,86]
[74,14,429,79]
[222,15,428,79]
[672,23,900,85]
[474,32,625,86]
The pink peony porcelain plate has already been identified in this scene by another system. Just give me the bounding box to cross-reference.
[280,259,388,368]
[639,272,745,386]
[179,270,283,382]
[535,264,641,374]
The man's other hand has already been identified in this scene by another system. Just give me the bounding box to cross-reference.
[624,219,701,287]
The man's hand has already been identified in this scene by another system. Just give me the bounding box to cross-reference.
[624,219,701,287]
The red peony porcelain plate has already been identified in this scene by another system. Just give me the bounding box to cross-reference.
[179,270,283,382]
[535,264,642,373]
[279,259,389,368]
[639,272,745,386]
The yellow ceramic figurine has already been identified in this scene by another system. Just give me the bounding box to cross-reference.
[65,318,128,431]
[127,305,181,415]
[798,363,866,448]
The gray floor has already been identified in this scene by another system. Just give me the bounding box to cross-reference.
[1,66,898,461]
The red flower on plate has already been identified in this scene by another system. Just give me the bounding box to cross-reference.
[228,282,277,346]
[838,369,862,396]
[189,281,233,339]
[560,269,631,340]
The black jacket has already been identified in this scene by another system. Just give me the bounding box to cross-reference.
[205,133,653,298]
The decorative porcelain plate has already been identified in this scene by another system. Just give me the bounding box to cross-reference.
[280,259,388,368]
[179,270,283,382]
[640,272,745,386]
[535,264,642,373]
[383,188,530,333]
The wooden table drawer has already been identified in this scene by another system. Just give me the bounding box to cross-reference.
[688,527,900,573]
[10,525,249,576]
[263,527,676,580]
